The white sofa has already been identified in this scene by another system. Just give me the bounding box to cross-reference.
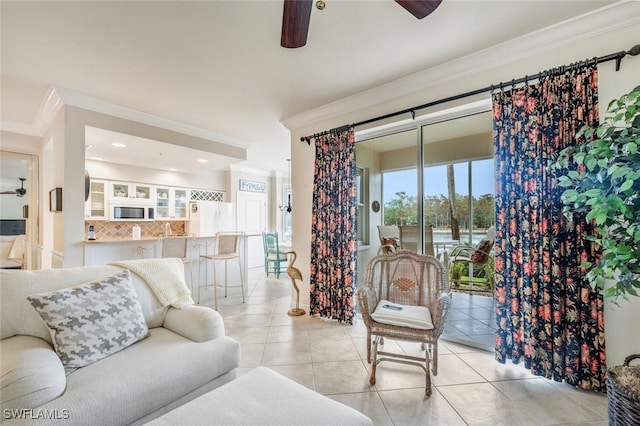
[0,262,241,425]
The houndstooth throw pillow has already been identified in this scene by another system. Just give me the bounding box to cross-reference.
[26,270,149,370]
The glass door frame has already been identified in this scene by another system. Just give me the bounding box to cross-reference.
[356,98,492,255]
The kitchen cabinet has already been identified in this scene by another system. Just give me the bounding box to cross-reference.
[110,181,153,204]
[85,179,109,220]
[155,186,189,220]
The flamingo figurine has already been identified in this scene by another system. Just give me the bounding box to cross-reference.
[286,251,305,316]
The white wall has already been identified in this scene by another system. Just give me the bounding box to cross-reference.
[0,187,25,219]
[598,59,640,367]
[286,15,640,364]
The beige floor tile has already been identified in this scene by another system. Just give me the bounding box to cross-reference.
[267,364,316,390]
[441,340,487,354]
[262,341,312,366]
[378,387,466,425]
[310,336,360,363]
[268,311,299,326]
[492,379,607,424]
[220,269,612,426]
[312,360,374,395]
[226,325,269,345]
[329,392,394,425]
[457,350,538,382]
[239,343,264,368]
[366,360,430,391]
[307,323,351,340]
[431,354,486,386]
[439,382,539,425]
[352,337,371,361]
[232,313,272,328]
[265,325,309,343]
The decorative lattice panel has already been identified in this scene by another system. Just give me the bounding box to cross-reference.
[190,190,225,202]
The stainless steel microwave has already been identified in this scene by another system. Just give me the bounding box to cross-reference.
[111,205,154,221]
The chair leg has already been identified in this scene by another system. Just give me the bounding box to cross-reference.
[431,343,438,376]
[366,330,372,363]
[238,258,245,303]
[224,259,228,297]
[424,348,432,397]
[370,336,380,386]
[213,260,218,310]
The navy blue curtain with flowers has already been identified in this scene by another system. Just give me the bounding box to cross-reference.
[493,65,607,391]
[310,129,357,324]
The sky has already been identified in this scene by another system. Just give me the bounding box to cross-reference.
[383,159,494,204]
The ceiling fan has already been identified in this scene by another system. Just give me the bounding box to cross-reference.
[0,178,26,197]
[281,0,443,48]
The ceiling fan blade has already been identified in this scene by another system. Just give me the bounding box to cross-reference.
[281,0,313,49]
[0,191,17,195]
[395,0,442,19]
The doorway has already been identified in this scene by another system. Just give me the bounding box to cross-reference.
[0,151,39,270]
[237,191,267,268]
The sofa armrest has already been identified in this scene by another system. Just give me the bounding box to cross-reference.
[1,336,66,413]
[163,305,225,343]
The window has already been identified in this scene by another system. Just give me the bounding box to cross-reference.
[282,184,292,242]
[356,167,368,243]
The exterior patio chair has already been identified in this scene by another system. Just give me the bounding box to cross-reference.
[448,226,495,295]
[399,224,435,256]
[377,225,400,254]
[357,249,451,396]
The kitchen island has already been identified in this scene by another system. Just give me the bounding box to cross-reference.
[84,235,248,304]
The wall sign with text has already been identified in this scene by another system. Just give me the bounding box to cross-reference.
[239,179,266,193]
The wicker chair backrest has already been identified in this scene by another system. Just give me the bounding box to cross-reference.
[364,249,447,307]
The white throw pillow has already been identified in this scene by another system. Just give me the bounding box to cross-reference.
[26,270,149,370]
[371,299,434,330]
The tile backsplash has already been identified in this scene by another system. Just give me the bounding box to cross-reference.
[85,221,186,240]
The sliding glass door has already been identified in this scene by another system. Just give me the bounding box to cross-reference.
[356,104,496,349]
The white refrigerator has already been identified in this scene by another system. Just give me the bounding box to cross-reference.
[187,201,236,236]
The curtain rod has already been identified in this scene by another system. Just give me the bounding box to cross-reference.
[301,43,640,145]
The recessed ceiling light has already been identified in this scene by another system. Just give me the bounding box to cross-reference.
[197,159,208,163]
[168,168,178,172]
[88,157,103,161]
[112,142,126,148]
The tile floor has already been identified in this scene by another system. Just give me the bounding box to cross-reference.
[196,268,608,426]
[442,292,496,351]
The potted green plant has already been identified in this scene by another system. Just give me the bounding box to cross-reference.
[555,85,640,303]
[556,85,640,424]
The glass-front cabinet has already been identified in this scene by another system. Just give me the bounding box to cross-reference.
[85,179,108,219]
[155,186,189,220]
[110,181,153,204]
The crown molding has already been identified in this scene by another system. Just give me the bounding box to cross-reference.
[230,163,272,177]
[282,1,640,132]
[53,88,254,149]
[8,86,255,150]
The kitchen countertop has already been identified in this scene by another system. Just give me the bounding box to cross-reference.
[84,235,222,244]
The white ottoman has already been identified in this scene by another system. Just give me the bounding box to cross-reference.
[147,367,373,425]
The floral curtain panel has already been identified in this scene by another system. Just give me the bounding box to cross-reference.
[310,128,357,324]
[493,65,607,391]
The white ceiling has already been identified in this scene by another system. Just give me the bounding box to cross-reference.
[0,0,620,174]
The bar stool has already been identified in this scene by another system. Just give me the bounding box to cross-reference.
[160,235,194,295]
[199,232,244,310]
[137,235,194,296]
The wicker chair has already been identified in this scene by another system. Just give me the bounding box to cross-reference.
[357,249,451,396]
